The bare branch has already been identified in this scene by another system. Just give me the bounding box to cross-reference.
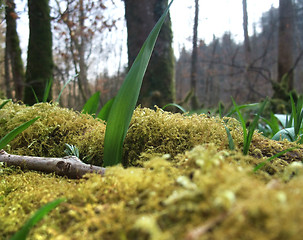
[0,150,106,179]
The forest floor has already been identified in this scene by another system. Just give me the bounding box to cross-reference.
[1,100,303,240]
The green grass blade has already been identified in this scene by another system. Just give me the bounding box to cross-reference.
[10,198,66,240]
[226,103,259,117]
[103,0,174,167]
[97,98,115,121]
[0,117,40,150]
[31,88,39,104]
[0,99,11,109]
[224,126,235,150]
[244,98,268,154]
[82,91,101,115]
[231,97,247,148]
[253,147,297,172]
[43,78,53,103]
[162,103,186,113]
[56,74,78,103]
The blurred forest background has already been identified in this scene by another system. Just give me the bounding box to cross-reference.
[0,0,302,112]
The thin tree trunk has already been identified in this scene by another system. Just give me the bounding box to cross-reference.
[277,0,294,94]
[190,0,199,110]
[5,0,25,100]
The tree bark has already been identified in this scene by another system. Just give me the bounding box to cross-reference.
[190,0,199,110]
[0,150,106,179]
[5,0,25,100]
[124,0,175,108]
[274,0,294,99]
[24,0,53,105]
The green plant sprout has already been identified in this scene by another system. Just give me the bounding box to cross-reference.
[64,143,80,158]
[10,198,66,240]
[272,93,303,142]
[231,97,268,155]
[103,0,174,167]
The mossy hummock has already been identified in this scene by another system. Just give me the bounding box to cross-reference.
[1,100,303,239]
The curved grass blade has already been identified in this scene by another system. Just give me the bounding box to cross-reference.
[103,0,174,166]
[231,97,247,150]
[97,97,115,121]
[31,88,39,104]
[56,74,78,103]
[10,198,66,240]
[253,147,297,172]
[43,78,53,103]
[0,117,40,150]
[0,99,11,109]
[224,126,235,150]
[162,103,186,113]
[244,98,268,155]
[82,91,100,115]
[226,103,259,117]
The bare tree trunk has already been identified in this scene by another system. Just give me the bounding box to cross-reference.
[124,0,175,108]
[190,0,199,110]
[242,0,254,101]
[275,0,294,98]
[5,0,25,100]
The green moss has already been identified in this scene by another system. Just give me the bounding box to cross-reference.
[1,100,303,239]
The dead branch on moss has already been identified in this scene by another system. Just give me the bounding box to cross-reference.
[0,149,106,179]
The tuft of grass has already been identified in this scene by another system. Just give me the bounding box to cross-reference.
[10,198,66,240]
[231,97,268,155]
[103,0,174,167]
[272,93,303,142]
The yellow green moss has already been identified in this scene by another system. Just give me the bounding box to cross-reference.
[1,100,303,239]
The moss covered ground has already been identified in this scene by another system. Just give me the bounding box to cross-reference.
[1,100,303,239]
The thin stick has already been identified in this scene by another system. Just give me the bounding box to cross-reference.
[0,149,106,179]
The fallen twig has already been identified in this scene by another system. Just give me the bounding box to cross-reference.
[0,149,106,179]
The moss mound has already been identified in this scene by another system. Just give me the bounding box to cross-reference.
[1,100,303,239]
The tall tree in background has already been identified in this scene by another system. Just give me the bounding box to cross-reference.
[190,0,199,109]
[124,0,175,107]
[24,0,53,105]
[242,0,254,101]
[5,0,25,100]
[274,0,294,99]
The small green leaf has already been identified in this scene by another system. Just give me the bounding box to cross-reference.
[10,198,66,240]
[82,91,101,115]
[272,128,296,142]
[0,117,40,150]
